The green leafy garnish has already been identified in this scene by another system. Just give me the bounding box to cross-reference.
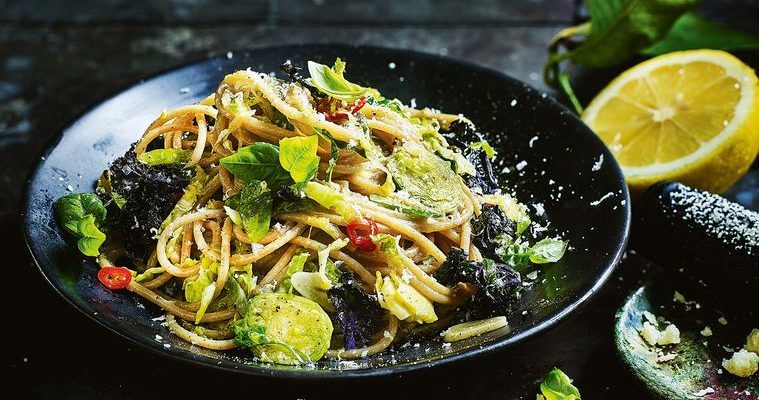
[642,13,759,55]
[225,180,273,243]
[279,136,320,184]
[369,194,444,218]
[469,141,496,158]
[159,167,208,233]
[54,193,107,256]
[136,149,192,166]
[307,58,379,102]
[529,238,568,264]
[278,252,310,294]
[496,236,567,270]
[539,368,581,400]
[314,128,339,182]
[96,170,126,209]
[220,142,291,187]
[303,181,357,222]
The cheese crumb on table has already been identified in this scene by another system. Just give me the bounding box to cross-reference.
[722,349,759,378]
[641,321,661,346]
[657,325,681,345]
[700,326,713,337]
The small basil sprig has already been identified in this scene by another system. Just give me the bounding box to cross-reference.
[307,58,379,102]
[538,368,581,400]
[496,237,567,270]
[279,136,320,184]
[544,0,759,114]
[54,193,107,256]
[220,142,291,187]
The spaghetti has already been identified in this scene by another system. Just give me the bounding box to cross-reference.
[56,58,560,365]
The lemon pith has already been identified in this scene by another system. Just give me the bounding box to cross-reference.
[582,50,759,194]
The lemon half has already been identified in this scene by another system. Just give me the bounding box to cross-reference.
[582,49,759,194]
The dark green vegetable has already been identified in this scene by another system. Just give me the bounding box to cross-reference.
[471,205,516,260]
[314,128,339,182]
[436,247,522,320]
[225,180,272,243]
[441,121,499,195]
[107,149,192,260]
[54,193,108,256]
[96,170,126,209]
[642,13,759,55]
[219,142,291,187]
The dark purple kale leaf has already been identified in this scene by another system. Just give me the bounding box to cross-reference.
[437,247,521,320]
[471,204,516,260]
[441,121,499,195]
[327,275,383,350]
[104,147,192,261]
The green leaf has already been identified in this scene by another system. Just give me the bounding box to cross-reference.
[643,12,759,55]
[54,193,107,232]
[54,193,108,256]
[220,142,291,187]
[307,59,379,102]
[278,252,309,294]
[314,128,339,182]
[369,194,444,218]
[495,237,533,270]
[96,170,126,209]
[469,141,496,158]
[279,136,320,183]
[75,215,106,257]
[227,181,273,243]
[136,149,192,166]
[302,181,357,222]
[552,0,700,69]
[540,368,581,400]
[530,238,568,264]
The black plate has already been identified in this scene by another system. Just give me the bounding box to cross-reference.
[23,44,630,378]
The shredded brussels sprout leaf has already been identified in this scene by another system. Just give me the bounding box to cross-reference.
[136,149,193,166]
[539,368,581,400]
[307,58,379,102]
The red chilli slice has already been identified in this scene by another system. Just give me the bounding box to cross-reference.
[346,217,379,252]
[351,96,367,114]
[97,266,132,290]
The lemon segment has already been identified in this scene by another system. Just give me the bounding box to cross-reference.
[582,50,759,194]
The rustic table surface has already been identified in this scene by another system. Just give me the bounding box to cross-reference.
[4,1,758,399]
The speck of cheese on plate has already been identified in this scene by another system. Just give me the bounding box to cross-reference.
[722,349,759,378]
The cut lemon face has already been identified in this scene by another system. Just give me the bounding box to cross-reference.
[582,50,759,194]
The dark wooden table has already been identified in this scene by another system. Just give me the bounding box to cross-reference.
[4,1,758,399]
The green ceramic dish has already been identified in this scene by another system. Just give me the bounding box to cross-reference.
[615,280,758,399]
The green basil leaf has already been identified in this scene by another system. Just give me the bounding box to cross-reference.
[540,368,581,400]
[369,194,444,218]
[136,149,193,166]
[495,238,533,270]
[643,12,759,55]
[75,214,106,257]
[279,136,320,183]
[54,193,107,232]
[307,59,379,102]
[233,181,273,243]
[220,142,291,187]
[530,238,568,264]
[558,0,700,68]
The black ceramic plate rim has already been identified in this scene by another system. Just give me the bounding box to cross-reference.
[22,44,631,379]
